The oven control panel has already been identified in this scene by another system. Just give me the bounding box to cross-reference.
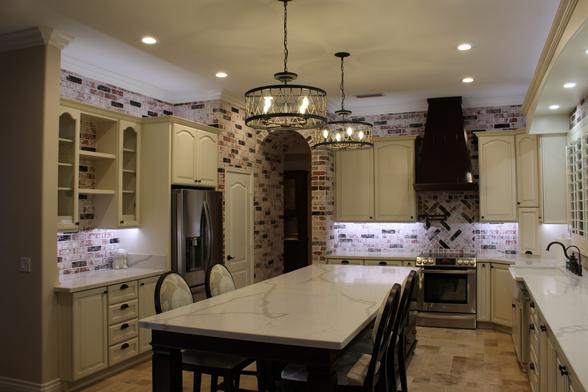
[416,257,477,268]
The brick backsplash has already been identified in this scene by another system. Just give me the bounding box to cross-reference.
[57,229,120,274]
[58,68,526,277]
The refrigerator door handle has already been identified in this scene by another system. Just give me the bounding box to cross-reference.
[203,199,214,270]
[175,190,186,275]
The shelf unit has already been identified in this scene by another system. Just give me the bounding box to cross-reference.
[58,108,81,230]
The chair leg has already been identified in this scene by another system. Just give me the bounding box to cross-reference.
[193,371,202,392]
[398,338,408,392]
[210,374,218,392]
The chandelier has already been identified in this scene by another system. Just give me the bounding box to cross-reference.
[312,52,373,151]
[244,0,327,131]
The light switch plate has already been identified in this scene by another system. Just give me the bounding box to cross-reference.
[19,257,31,273]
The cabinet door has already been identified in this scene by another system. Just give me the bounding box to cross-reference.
[119,120,141,227]
[516,134,540,207]
[72,287,108,380]
[540,135,567,223]
[374,139,416,221]
[519,208,541,255]
[196,130,218,188]
[336,149,374,221]
[512,298,521,358]
[479,136,517,221]
[490,263,514,327]
[546,333,558,392]
[172,124,197,185]
[58,107,81,230]
[477,262,492,321]
[138,276,158,353]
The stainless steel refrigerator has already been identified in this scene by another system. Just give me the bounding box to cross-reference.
[171,188,223,300]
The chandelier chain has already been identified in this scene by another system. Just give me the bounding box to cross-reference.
[340,55,345,111]
[283,0,289,74]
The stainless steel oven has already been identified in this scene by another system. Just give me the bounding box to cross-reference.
[416,255,477,329]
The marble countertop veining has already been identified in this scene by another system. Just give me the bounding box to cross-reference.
[511,266,588,389]
[54,267,167,293]
[140,264,415,350]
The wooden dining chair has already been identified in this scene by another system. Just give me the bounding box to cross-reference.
[345,270,418,392]
[154,272,260,392]
[280,283,403,392]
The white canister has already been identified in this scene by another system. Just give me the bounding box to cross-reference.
[114,249,128,269]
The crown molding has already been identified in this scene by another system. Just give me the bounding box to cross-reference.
[522,0,579,115]
[0,26,72,53]
[338,94,524,117]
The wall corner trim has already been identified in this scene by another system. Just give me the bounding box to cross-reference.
[0,376,62,392]
[0,26,73,53]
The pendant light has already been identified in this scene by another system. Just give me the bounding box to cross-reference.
[312,52,373,150]
[244,0,327,131]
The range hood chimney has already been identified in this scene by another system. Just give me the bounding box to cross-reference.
[414,96,477,191]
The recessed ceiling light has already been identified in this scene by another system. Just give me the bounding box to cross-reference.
[564,82,576,89]
[457,43,472,51]
[462,77,474,84]
[141,36,157,45]
[585,49,588,54]
[215,71,228,78]
[549,104,560,110]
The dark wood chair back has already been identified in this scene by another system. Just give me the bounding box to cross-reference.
[205,263,237,298]
[154,272,194,314]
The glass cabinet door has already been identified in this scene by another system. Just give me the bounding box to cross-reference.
[58,108,80,230]
[119,121,140,226]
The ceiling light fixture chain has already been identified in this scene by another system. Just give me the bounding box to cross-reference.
[339,54,346,112]
[282,0,289,75]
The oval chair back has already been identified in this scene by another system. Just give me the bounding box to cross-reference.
[365,283,402,391]
[154,272,194,314]
[205,263,237,298]
[386,269,418,392]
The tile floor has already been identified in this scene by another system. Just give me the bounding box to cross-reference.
[80,327,529,392]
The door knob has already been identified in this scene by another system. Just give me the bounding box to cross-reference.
[227,255,235,261]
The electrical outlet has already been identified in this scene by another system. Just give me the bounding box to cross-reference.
[19,257,31,273]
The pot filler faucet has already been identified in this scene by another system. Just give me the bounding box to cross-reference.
[546,241,583,276]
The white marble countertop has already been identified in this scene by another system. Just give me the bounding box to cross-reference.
[327,250,563,267]
[140,264,415,350]
[510,266,588,389]
[54,267,167,293]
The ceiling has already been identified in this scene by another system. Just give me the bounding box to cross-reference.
[535,20,588,117]
[1,0,560,113]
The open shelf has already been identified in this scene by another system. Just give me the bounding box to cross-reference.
[79,150,116,160]
[79,188,116,195]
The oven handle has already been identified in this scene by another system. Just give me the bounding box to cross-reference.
[421,269,475,275]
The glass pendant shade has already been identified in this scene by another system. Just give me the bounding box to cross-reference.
[244,0,327,131]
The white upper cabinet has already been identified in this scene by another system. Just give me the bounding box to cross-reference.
[518,207,541,255]
[172,124,218,188]
[478,134,517,222]
[374,137,416,222]
[58,107,81,230]
[516,134,540,207]
[336,149,374,221]
[540,135,567,223]
[118,120,141,227]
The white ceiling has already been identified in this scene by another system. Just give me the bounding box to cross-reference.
[535,20,588,118]
[0,0,560,113]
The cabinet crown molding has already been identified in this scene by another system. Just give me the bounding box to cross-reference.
[0,26,73,53]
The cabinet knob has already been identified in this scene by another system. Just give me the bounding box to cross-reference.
[512,304,516,308]
[341,260,349,265]
[378,261,388,266]
[120,283,129,290]
[120,303,129,310]
[559,365,569,376]
[369,216,373,220]
[529,363,535,371]
[530,302,535,309]
[481,216,485,219]
[120,220,124,224]
[103,290,107,294]
[540,325,547,332]
[410,216,414,219]
[517,202,521,205]
[140,282,145,286]
[482,264,485,268]
[529,323,535,331]
[121,343,130,350]
[75,222,80,226]
[120,323,129,330]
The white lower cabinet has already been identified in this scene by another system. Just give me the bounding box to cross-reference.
[490,263,514,327]
[58,275,159,382]
[138,276,158,353]
[326,258,414,267]
[477,262,492,322]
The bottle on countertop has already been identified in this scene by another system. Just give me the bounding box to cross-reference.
[113,249,128,269]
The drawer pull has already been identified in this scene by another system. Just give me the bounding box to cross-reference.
[512,304,516,308]
[530,302,535,309]
[540,325,547,332]
[529,363,535,371]
[529,324,535,331]
[121,343,130,350]
[120,323,129,330]
[120,303,129,310]
[559,365,569,376]
[341,260,349,265]
[120,283,129,290]
[378,261,388,266]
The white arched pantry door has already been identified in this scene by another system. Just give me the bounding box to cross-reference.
[224,169,254,288]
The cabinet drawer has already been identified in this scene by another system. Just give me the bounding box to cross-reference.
[327,259,363,265]
[108,319,138,346]
[109,338,138,366]
[108,299,138,325]
[108,281,138,305]
[364,259,403,266]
